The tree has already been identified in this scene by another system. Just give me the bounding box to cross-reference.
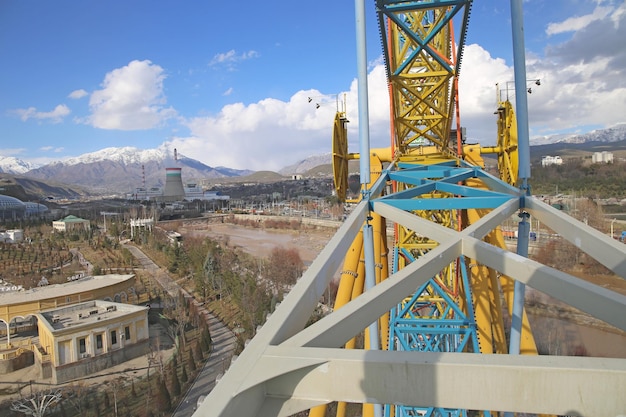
[171,353,178,370]
[170,370,181,397]
[181,365,188,383]
[108,376,127,417]
[63,384,89,415]
[188,346,197,371]
[11,389,62,417]
[194,342,204,362]
[162,292,190,351]
[200,325,212,353]
[156,377,171,412]
[265,246,304,295]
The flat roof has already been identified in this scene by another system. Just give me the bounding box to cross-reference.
[0,274,135,306]
[39,300,148,332]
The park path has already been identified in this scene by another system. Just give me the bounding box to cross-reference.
[123,244,237,417]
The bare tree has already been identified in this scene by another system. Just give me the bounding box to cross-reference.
[265,246,304,295]
[108,376,128,417]
[162,291,190,351]
[11,389,62,417]
[62,383,89,415]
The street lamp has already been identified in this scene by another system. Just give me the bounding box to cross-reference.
[611,218,617,239]
[496,79,541,102]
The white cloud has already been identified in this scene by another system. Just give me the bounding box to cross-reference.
[457,44,514,144]
[166,66,390,171]
[13,104,70,123]
[0,148,26,157]
[68,89,88,99]
[119,4,624,173]
[546,5,612,35]
[222,87,234,96]
[88,60,176,130]
[39,146,65,153]
[209,49,260,70]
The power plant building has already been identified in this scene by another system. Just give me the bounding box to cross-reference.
[126,149,231,202]
[162,167,186,202]
[127,170,230,202]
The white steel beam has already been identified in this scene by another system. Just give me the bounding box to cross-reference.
[463,236,626,332]
[194,183,626,417]
[526,196,626,278]
[195,201,367,416]
[283,237,463,348]
[258,347,626,417]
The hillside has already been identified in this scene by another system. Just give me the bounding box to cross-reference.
[1,130,625,199]
[529,139,626,163]
[0,174,85,201]
[531,159,626,199]
[19,147,252,194]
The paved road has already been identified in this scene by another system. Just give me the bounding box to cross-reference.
[174,314,237,416]
[123,244,237,417]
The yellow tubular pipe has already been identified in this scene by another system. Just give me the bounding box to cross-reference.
[488,229,539,354]
[309,232,364,417]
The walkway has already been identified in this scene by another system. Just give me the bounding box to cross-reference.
[123,244,237,417]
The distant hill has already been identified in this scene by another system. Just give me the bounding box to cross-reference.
[529,139,626,164]
[530,123,626,145]
[18,147,253,194]
[205,170,287,185]
[1,125,624,197]
[0,174,84,201]
[279,153,332,175]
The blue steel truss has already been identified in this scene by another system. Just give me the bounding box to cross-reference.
[382,161,508,417]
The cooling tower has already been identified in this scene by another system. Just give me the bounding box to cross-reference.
[163,167,185,201]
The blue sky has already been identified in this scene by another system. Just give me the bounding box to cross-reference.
[1,0,625,171]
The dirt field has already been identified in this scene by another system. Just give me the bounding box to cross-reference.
[179,222,336,266]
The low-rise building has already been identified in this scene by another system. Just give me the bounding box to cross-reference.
[0,274,137,332]
[52,215,91,233]
[541,155,563,167]
[36,300,149,383]
[592,151,614,164]
[0,229,23,243]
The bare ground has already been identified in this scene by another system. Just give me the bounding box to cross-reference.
[179,222,335,266]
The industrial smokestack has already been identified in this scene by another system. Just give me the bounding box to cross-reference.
[163,167,185,202]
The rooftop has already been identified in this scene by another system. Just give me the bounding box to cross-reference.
[39,300,148,332]
[54,215,88,223]
[0,274,135,306]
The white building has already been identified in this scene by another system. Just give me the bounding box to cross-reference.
[52,215,91,233]
[127,186,163,200]
[541,155,563,167]
[127,184,230,202]
[0,229,23,243]
[592,151,613,164]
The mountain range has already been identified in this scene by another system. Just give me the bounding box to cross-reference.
[529,123,626,146]
[0,146,253,194]
[1,124,625,196]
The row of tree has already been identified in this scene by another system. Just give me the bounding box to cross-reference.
[531,159,626,199]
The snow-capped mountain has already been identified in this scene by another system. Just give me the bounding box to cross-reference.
[23,146,252,193]
[0,156,40,174]
[57,146,172,166]
[530,123,626,145]
[2,123,625,195]
[279,152,332,175]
